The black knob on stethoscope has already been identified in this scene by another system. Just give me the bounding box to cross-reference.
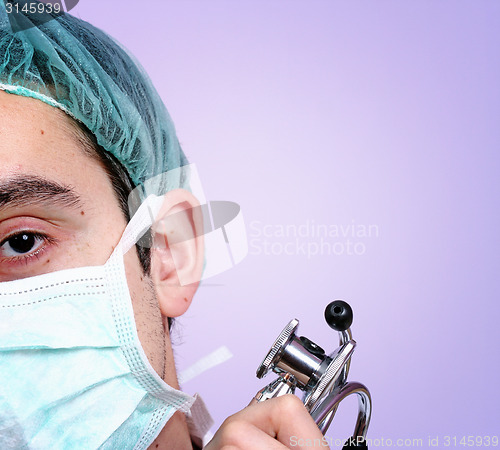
[324,300,353,331]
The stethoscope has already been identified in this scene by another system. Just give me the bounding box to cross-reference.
[254,301,371,449]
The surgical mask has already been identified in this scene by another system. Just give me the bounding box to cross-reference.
[0,195,211,449]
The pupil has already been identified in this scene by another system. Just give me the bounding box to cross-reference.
[9,234,35,253]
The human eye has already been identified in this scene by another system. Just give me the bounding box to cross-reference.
[0,231,53,263]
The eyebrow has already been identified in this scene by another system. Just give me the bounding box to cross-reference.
[0,175,82,212]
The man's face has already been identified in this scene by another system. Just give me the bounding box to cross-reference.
[0,90,169,379]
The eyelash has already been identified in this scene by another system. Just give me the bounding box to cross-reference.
[0,231,55,265]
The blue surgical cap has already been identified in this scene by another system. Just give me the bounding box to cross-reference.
[0,0,188,192]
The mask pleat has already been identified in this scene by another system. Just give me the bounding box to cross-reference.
[26,375,147,449]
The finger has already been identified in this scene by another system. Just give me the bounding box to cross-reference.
[236,395,326,448]
[205,418,286,450]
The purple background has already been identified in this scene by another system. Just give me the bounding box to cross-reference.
[73,1,499,447]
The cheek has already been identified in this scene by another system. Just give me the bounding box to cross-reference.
[45,220,126,275]
[67,208,128,265]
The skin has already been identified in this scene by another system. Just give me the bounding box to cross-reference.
[0,90,326,449]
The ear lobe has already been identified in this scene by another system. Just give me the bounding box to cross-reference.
[150,189,204,318]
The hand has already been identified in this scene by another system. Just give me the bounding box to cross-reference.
[205,394,329,449]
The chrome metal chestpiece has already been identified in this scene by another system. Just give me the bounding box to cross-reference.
[255,301,371,449]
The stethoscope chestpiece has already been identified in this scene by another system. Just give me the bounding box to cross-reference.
[254,300,372,448]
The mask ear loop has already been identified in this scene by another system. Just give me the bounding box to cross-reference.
[118,195,164,255]
[117,192,217,439]
[105,193,198,413]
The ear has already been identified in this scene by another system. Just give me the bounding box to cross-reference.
[150,189,204,318]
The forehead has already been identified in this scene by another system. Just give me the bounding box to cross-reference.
[0,90,112,202]
[0,90,82,166]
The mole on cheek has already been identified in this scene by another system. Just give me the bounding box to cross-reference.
[80,210,85,216]
[40,130,44,135]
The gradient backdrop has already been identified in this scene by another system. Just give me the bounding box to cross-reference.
[72,1,499,447]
